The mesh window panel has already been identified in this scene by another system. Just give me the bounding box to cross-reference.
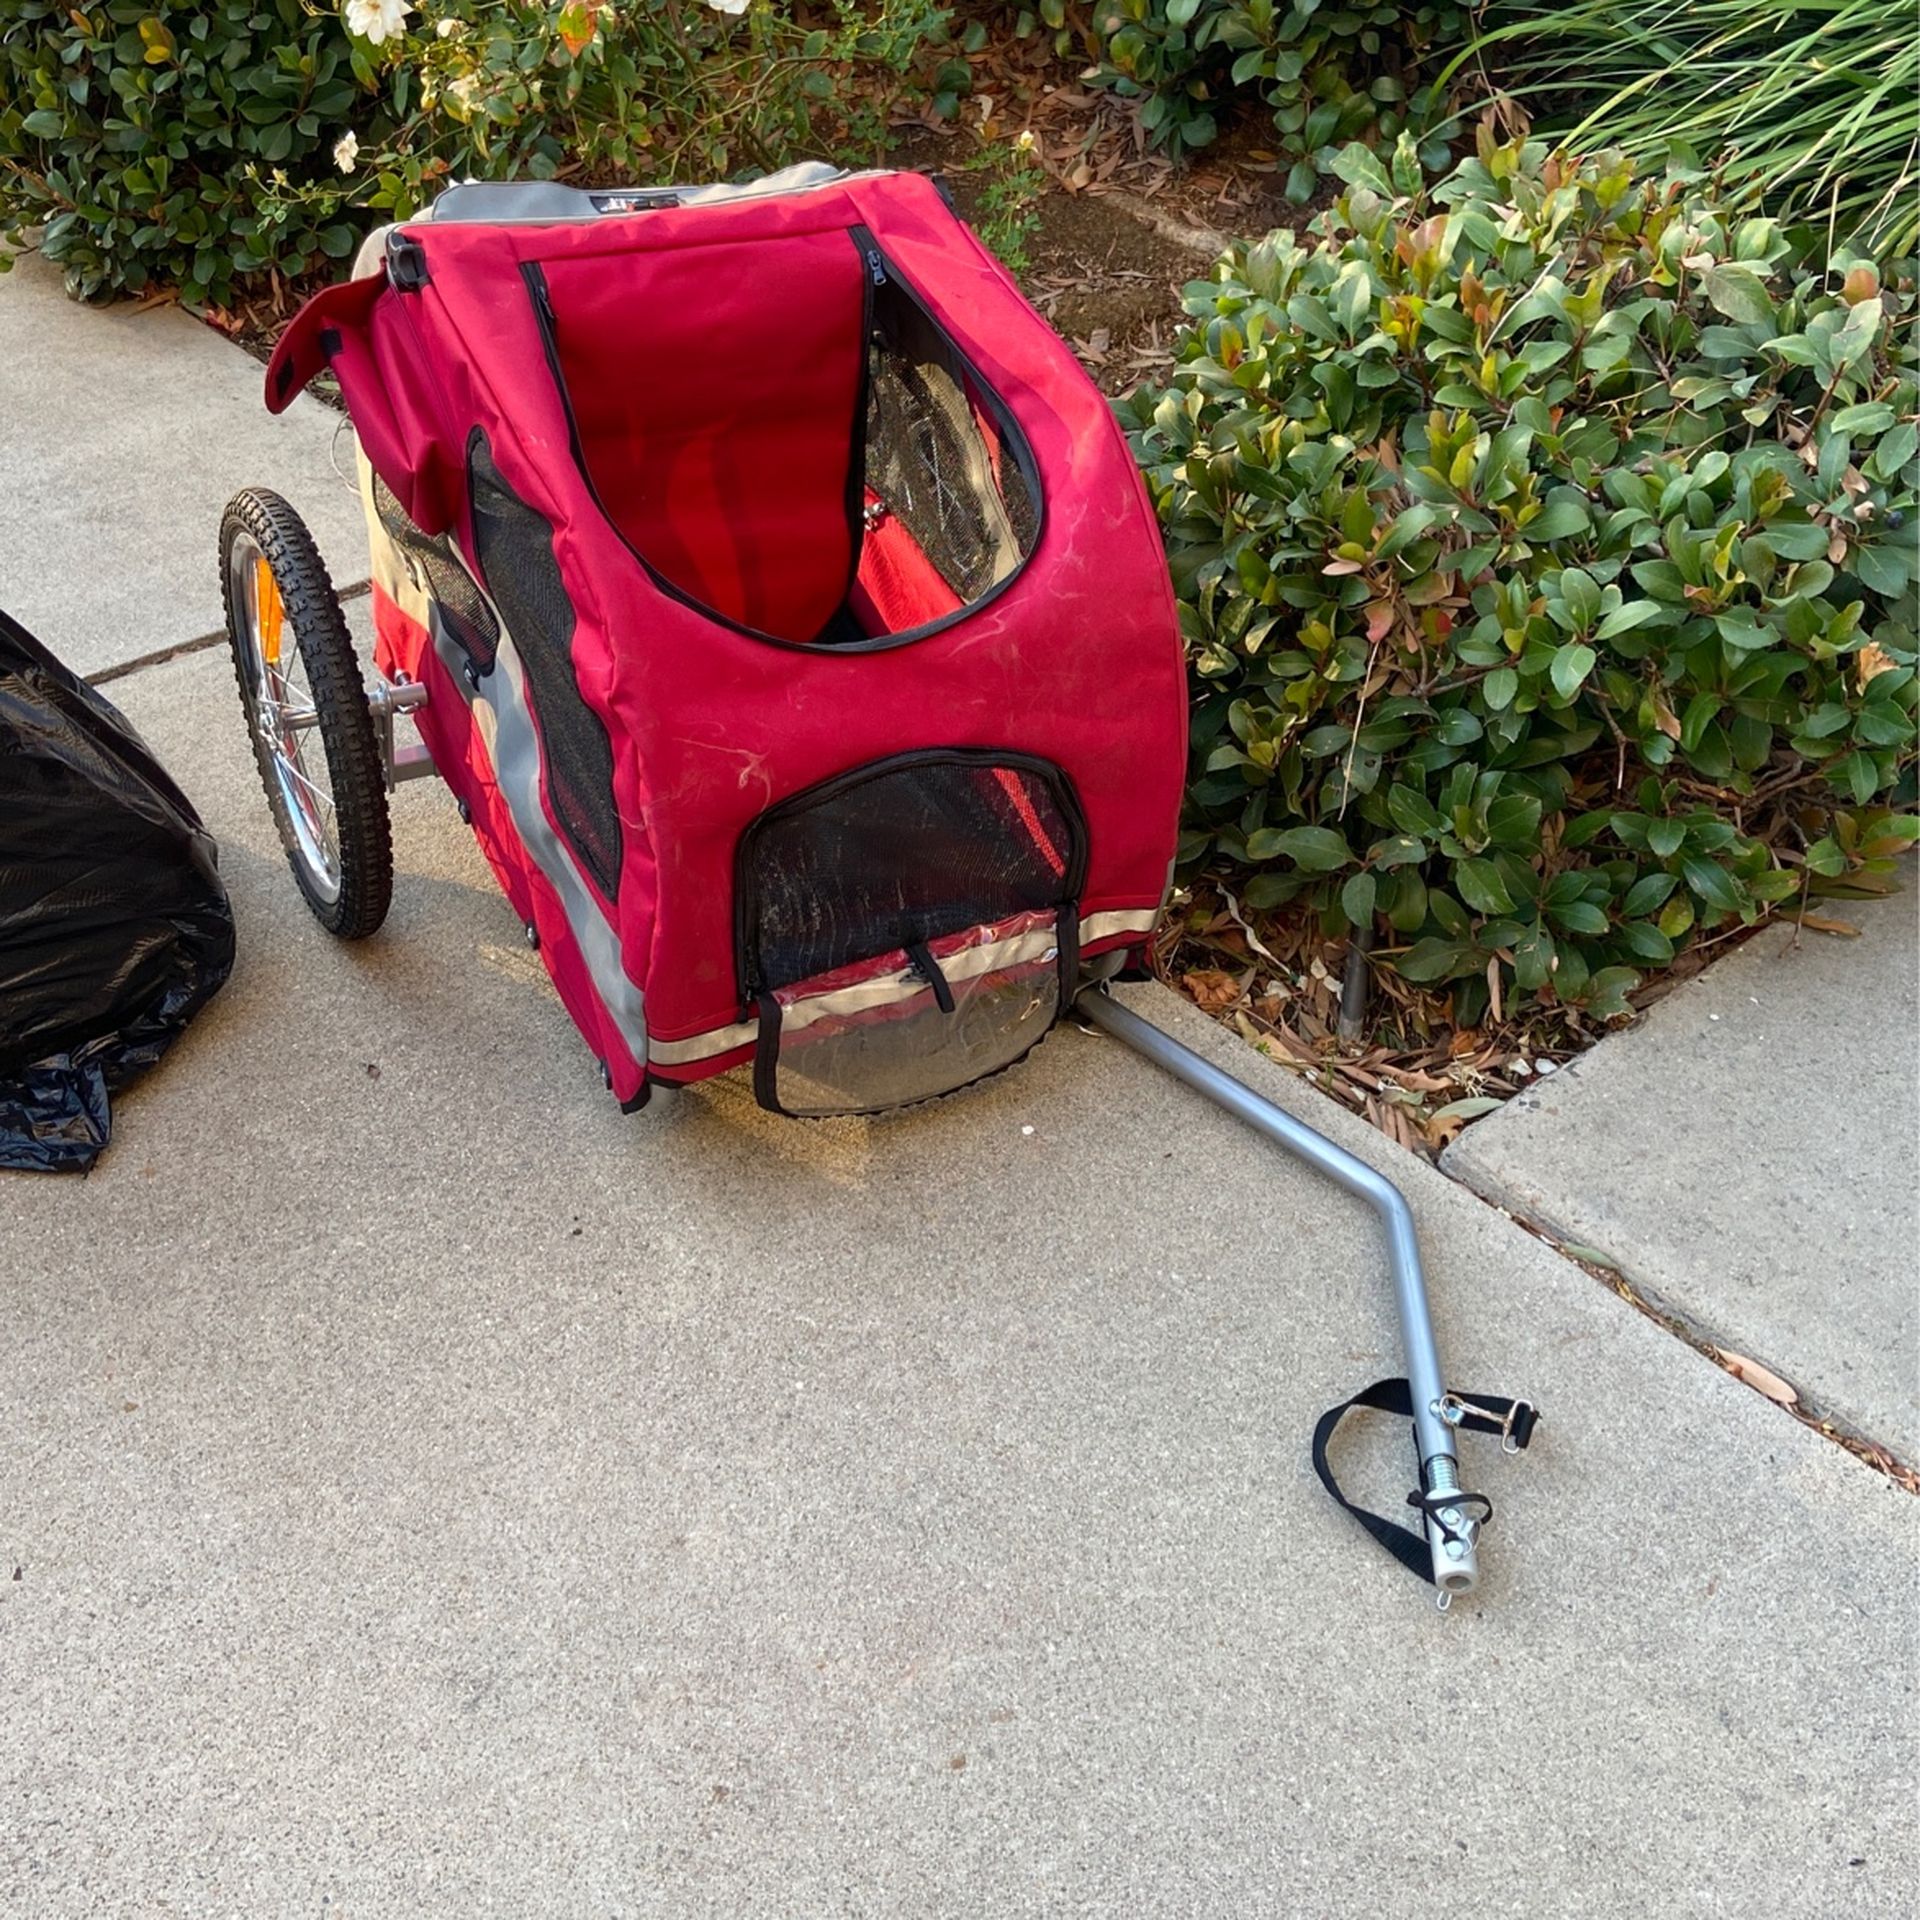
[765,914,1063,1117]
[864,281,1036,607]
[738,752,1082,995]
[466,434,623,901]
[371,474,501,672]
[1000,431,1039,557]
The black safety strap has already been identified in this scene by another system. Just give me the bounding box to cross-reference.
[905,940,956,1014]
[1311,1377,1539,1585]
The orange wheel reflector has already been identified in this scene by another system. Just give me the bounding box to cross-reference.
[255,556,284,665]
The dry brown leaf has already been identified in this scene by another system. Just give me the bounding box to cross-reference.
[1218,893,1283,968]
[1801,912,1861,937]
[1265,1025,1319,1063]
[1181,967,1243,1015]
[1379,1065,1456,1093]
[1719,1350,1798,1406]
[1856,642,1897,688]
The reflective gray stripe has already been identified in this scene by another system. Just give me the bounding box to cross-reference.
[781,923,1058,1036]
[651,907,1159,1068]
[1080,907,1158,946]
[650,1020,757,1069]
[444,624,649,1066]
[361,469,649,1067]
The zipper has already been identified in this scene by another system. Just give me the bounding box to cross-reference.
[839,237,881,618]
[843,221,1042,567]
[521,230,1042,657]
[522,262,595,512]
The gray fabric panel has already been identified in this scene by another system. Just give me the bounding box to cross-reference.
[425,604,650,1068]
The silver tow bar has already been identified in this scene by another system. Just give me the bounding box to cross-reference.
[1074,984,1513,1603]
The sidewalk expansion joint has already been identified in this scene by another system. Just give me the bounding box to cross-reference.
[1445,1172,1920,1492]
[87,577,372,686]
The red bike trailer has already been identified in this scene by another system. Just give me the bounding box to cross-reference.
[223,165,1536,1602]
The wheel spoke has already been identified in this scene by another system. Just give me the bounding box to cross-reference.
[281,753,337,822]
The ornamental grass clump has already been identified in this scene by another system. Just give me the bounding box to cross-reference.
[1123,132,1919,1025]
[1455,0,1919,256]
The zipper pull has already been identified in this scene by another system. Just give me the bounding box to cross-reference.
[866,247,886,288]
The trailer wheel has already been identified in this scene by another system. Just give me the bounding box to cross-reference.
[220,487,393,939]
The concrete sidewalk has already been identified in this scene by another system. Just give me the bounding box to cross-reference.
[0,248,367,679]
[1445,884,1920,1463]
[3,634,1913,1917]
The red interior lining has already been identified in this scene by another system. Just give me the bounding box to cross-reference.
[538,233,866,644]
[847,490,964,635]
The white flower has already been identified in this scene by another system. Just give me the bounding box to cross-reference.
[436,15,458,36]
[706,0,750,13]
[1015,129,1037,153]
[333,130,360,174]
[344,0,413,46]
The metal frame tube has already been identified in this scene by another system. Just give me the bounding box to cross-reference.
[369,677,437,790]
[1073,985,1478,1596]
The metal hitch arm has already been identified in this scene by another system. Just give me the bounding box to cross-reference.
[1073,984,1486,1601]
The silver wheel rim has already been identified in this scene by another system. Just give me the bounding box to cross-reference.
[229,533,342,905]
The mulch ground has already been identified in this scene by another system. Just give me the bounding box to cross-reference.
[1141,880,1823,1162]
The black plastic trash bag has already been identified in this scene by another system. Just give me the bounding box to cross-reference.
[0,608,235,1173]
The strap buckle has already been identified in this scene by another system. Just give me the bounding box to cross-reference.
[1438,1392,1535,1454]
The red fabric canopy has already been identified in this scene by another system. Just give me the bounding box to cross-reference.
[269,172,1186,1105]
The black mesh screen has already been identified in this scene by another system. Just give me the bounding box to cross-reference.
[1001,428,1040,557]
[466,433,623,901]
[371,473,500,673]
[864,277,1038,608]
[738,751,1084,993]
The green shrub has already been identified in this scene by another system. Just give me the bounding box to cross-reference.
[0,1,956,307]
[0,1,368,302]
[1122,133,1919,1024]
[1090,0,1463,197]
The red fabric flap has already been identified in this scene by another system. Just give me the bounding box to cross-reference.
[264,265,458,536]
[263,272,383,415]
